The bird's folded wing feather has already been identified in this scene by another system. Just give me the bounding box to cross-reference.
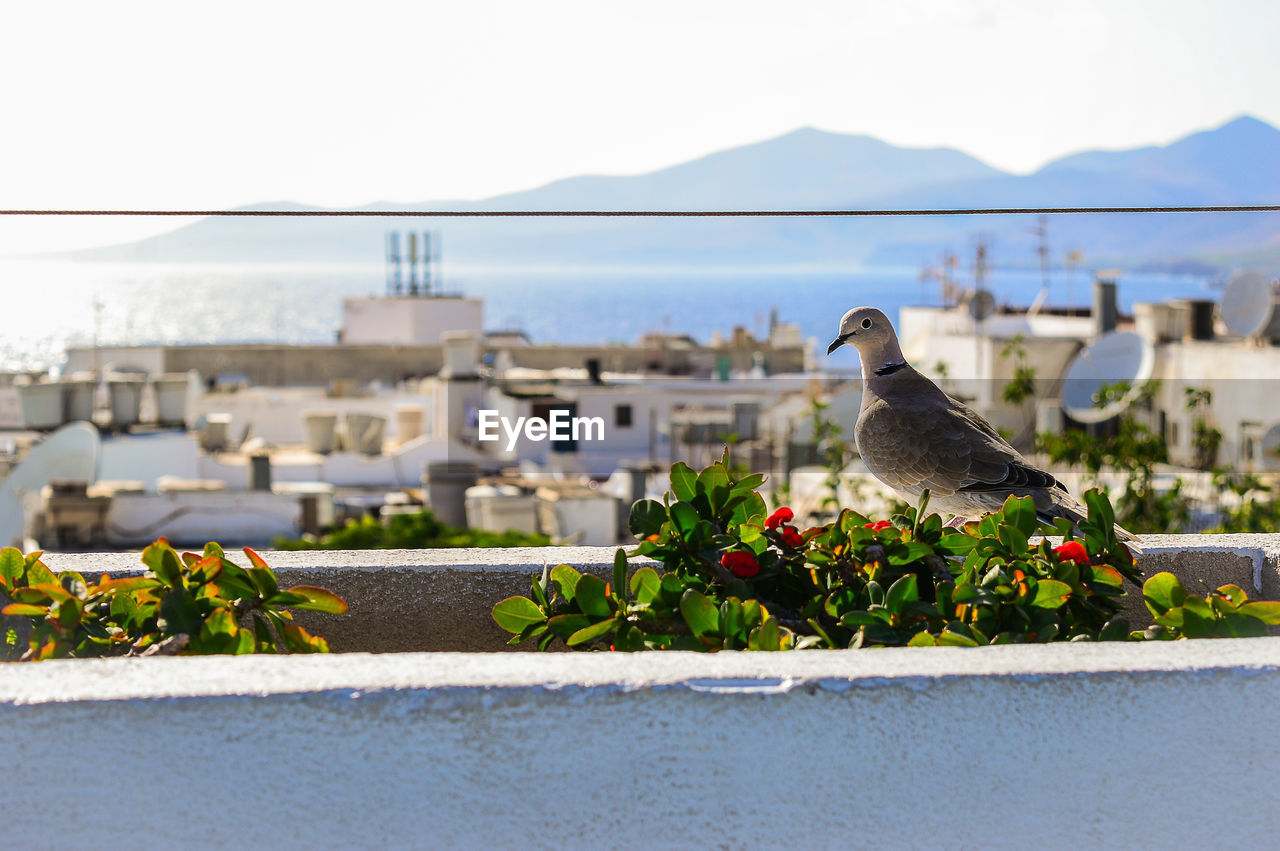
[857,392,1058,496]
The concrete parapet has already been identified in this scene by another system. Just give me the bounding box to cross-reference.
[1,641,1277,846]
[35,534,1280,653]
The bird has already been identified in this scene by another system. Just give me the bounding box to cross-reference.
[826,306,1139,545]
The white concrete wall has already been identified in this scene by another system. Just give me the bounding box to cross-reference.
[1,640,1276,848]
[341,296,484,345]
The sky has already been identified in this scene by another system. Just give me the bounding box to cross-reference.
[1,0,1277,254]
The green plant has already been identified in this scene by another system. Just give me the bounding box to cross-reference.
[808,396,859,514]
[0,540,347,660]
[273,507,551,550]
[492,456,1198,651]
[1208,470,1280,532]
[1038,380,1191,533]
[1141,572,1280,638]
[1184,387,1222,470]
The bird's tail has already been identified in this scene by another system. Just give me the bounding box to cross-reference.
[1037,490,1144,556]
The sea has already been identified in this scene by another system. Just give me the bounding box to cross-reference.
[0,258,1220,372]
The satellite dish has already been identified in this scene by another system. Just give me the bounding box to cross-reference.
[968,289,996,322]
[1219,270,1273,337]
[1061,332,1154,423]
[1261,424,1280,471]
[0,422,100,547]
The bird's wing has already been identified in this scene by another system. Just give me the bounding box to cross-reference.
[857,387,1060,497]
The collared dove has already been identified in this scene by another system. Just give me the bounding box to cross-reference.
[827,306,1139,544]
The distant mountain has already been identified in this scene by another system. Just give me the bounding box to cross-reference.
[1040,115,1280,202]
[69,116,1280,271]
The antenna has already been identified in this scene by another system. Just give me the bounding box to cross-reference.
[1061,331,1154,423]
[423,231,434,296]
[1030,215,1051,303]
[407,232,419,296]
[1219,270,1273,338]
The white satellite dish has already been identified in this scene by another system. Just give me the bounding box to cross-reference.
[1061,332,1155,424]
[0,422,100,547]
[1261,424,1280,471]
[1219,270,1274,338]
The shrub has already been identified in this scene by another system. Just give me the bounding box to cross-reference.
[493,456,1280,651]
[1,539,347,660]
[273,507,551,550]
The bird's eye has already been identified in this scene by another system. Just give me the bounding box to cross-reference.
[860,317,873,329]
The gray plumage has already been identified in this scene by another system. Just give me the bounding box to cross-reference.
[827,306,1139,544]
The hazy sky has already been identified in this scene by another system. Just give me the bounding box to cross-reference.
[2,0,1277,253]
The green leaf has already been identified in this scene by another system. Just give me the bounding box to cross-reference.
[1142,572,1187,618]
[157,587,199,636]
[936,534,978,556]
[628,499,667,538]
[281,623,329,654]
[0,547,23,588]
[670,462,698,503]
[907,631,937,647]
[679,590,719,638]
[731,473,767,494]
[279,585,348,614]
[1098,616,1131,642]
[669,502,699,537]
[997,525,1028,556]
[491,596,545,633]
[612,550,628,601]
[574,574,613,618]
[887,542,935,566]
[1000,495,1038,538]
[201,608,237,639]
[884,574,919,615]
[629,567,662,604]
[53,599,82,629]
[1031,579,1072,609]
[242,547,279,598]
[547,613,592,637]
[2,603,47,617]
[551,564,582,603]
[937,625,980,647]
[747,617,781,650]
[1083,489,1116,533]
[203,541,226,560]
[697,464,730,511]
[1239,601,1280,624]
[567,617,620,647]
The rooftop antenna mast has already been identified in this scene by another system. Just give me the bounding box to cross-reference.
[1032,215,1051,300]
[386,231,403,295]
[423,231,435,296]
[1066,248,1083,316]
[407,232,419,296]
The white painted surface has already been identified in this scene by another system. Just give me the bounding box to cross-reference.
[341,295,484,345]
[1,640,1277,848]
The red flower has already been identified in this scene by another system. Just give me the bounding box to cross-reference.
[1054,540,1090,565]
[765,507,794,529]
[863,520,893,532]
[721,550,760,578]
[779,525,803,547]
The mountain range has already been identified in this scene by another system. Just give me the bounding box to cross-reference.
[73,115,1280,272]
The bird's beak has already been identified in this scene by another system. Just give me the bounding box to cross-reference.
[827,334,849,355]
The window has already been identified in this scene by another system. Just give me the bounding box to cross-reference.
[615,404,633,428]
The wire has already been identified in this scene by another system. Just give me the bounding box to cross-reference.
[0,205,1277,218]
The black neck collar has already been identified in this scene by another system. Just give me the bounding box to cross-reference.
[874,361,908,376]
